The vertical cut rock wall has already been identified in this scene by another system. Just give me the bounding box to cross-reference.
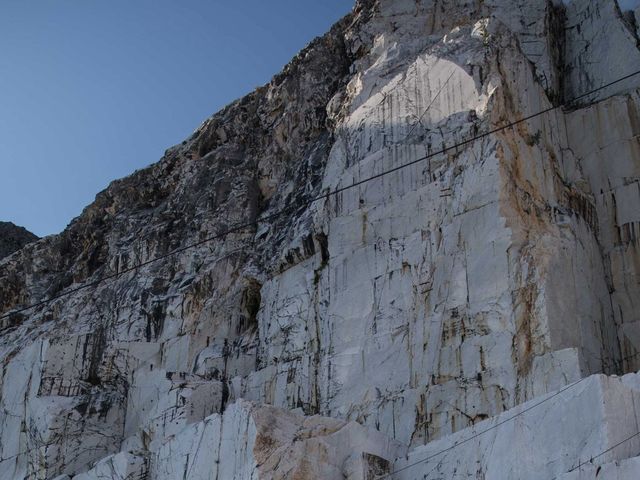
[1,0,640,478]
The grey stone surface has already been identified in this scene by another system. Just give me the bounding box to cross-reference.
[1,1,640,478]
[0,222,37,260]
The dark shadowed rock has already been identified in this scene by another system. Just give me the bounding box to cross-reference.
[0,222,38,260]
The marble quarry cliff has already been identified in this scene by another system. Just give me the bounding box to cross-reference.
[2,0,640,478]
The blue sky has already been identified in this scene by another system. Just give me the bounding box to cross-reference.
[617,0,640,9]
[0,1,353,237]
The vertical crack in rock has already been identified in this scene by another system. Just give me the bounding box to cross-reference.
[2,0,640,479]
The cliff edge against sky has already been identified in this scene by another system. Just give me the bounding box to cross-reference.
[1,0,640,478]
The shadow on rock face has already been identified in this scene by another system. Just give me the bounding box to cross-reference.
[0,221,38,260]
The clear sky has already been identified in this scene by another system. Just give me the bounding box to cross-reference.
[618,0,640,9]
[0,0,353,237]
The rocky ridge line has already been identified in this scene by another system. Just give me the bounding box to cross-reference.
[0,222,38,261]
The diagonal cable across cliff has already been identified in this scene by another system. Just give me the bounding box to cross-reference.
[1,68,640,326]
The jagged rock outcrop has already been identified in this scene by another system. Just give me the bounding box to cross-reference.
[0,222,37,260]
[1,0,640,478]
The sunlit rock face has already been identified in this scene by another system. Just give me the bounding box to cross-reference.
[1,0,640,478]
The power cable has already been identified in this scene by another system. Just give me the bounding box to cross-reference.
[377,378,640,479]
[551,431,640,479]
[374,377,588,479]
[1,66,640,479]
[374,334,640,478]
[2,69,639,324]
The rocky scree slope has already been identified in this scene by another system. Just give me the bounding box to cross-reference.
[1,0,640,478]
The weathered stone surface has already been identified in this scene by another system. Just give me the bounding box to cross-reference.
[0,221,37,260]
[393,374,640,479]
[151,399,405,479]
[1,0,640,478]
[558,457,640,480]
[564,0,640,103]
[72,452,147,480]
[564,92,640,372]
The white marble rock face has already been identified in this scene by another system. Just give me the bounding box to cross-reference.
[1,0,640,479]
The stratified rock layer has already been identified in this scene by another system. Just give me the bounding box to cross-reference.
[1,0,640,479]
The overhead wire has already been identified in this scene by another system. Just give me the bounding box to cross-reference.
[373,377,589,479]
[363,68,640,479]
[1,69,640,325]
[548,431,640,479]
[1,63,640,478]
[374,343,640,479]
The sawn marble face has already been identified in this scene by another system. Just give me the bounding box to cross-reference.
[1,1,640,478]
